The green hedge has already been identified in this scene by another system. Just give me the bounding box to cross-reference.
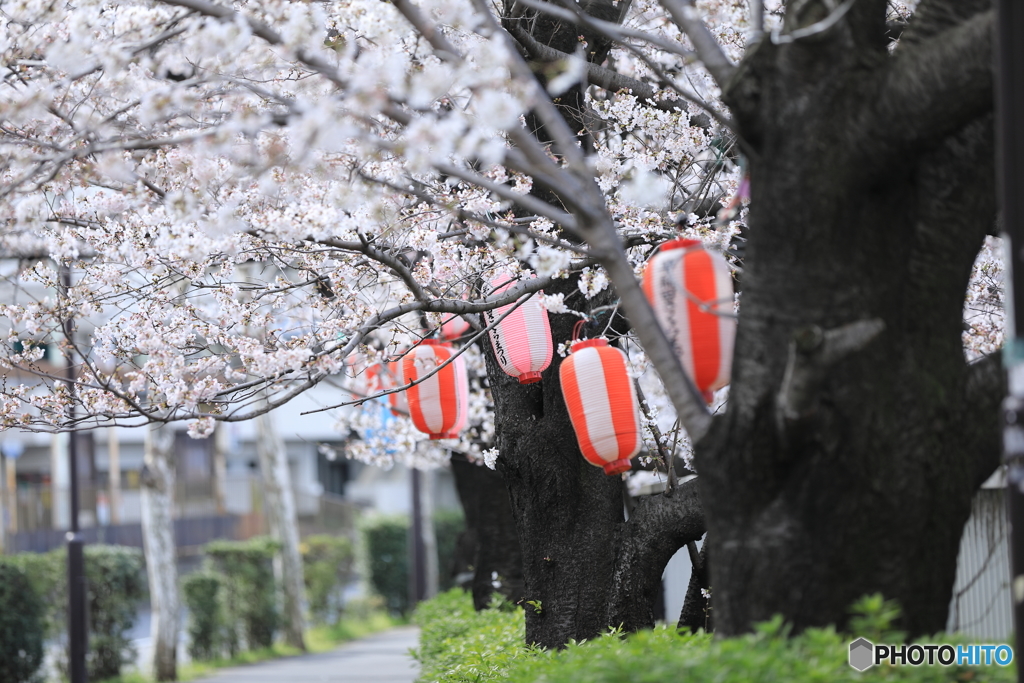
[413,592,1017,683]
[362,511,466,615]
[0,545,145,682]
[302,534,355,625]
[363,516,410,615]
[413,588,526,683]
[182,571,224,661]
[203,537,280,655]
[0,562,46,683]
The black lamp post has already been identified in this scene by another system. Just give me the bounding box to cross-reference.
[62,264,88,683]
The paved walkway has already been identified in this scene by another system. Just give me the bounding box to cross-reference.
[188,626,421,683]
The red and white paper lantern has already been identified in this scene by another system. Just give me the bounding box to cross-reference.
[383,359,409,417]
[347,356,383,399]
[559,338,641,475]
[485,274,552,384]
[440,315,471,341]
[402,340,468,440]
[642,238,735,400]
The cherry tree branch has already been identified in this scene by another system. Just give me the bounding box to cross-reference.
[511,0,695,60]
[468,0,589,174]
[509,26,707,119]
[301,285,540,415]
[657,0,736,89]
[876,8,993,151]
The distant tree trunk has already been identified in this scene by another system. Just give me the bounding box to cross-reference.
[108,426,122,524]
[140,423,178,681]
[449,454,525,609]
[213,425,228,515]
[255,411,307,651]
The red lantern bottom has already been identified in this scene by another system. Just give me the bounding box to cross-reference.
[602,458,633,476]
[518,371,543,384]
[429,432,459,440]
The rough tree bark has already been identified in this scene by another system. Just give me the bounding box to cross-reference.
[255,411,307,651]
[695,0,1004,636]
[140,422,179,681]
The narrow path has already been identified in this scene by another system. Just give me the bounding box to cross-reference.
[187,626,421,683]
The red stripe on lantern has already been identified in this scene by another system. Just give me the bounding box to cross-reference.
[384,358,409,417]
[559,338,641,475]
[485,274,553,384]
[403,340,468,440]
[643,238,735,399]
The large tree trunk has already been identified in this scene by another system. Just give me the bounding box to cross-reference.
[450,454,525,609]
[700,0,1003,637]
[141,423,179,681]
[255,411,307,651]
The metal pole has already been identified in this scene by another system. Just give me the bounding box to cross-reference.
[62,264,88,683]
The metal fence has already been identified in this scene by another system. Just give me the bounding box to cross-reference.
[4,474,361,555]
[8,514,240,554]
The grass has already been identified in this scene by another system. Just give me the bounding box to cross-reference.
[95,611,401,683]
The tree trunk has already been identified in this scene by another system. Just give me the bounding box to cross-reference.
[701,1,1003,636]
[255,411,307,651]
[677,542,710,633]
[213,425,228,515]
[141,423,178,682]
[449,454,525,610]
[487,280,705,647]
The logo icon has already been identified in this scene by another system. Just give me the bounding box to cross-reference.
[849,637,875,671]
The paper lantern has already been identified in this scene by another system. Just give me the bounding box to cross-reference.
[642,238,735,399]
[559,338,641,475]
[440,314,471,341]
[383,359,409,417]
[402,340,468,439]
[484,274,552,384]
[347,357,383,399]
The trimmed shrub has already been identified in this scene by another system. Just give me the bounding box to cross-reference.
[413,588,526,683]
[205,537,280,653]
[0,562,46,683]
[413,591,1016,683]
[501,620,1018,683]
[301,534,355,625]
[0,545,145,682]
[84,545,147,680]
[362,515,409,615]
[0,548,65,639]
[182,571,224,661]
[362,511,466,615]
